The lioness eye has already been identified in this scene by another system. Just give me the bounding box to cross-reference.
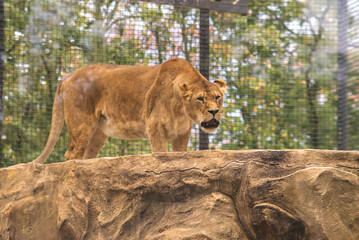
[197,97,204,102]
[215,96,220,100]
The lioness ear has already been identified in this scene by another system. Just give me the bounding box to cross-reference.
[214,79,227,94]
[178,83,192,99]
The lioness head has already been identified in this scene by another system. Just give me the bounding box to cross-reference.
[179,78,227,133]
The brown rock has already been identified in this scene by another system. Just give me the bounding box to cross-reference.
[0,150,358,240]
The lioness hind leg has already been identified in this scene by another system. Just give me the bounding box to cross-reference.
[83,128,108,159]
[64,139,88,160]
[64,121,99,160]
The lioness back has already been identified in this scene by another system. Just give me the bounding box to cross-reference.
[61,64,159,139]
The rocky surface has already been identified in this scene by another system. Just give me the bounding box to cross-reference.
[0,150,359,240]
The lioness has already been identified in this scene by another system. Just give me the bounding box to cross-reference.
[33,58,226,163]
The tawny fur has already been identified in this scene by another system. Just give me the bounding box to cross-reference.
[33,58,226,163]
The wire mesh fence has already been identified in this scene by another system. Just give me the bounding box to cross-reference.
[1,0,358,166]
[347,0,359,149]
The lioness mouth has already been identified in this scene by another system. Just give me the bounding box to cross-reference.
[201,119,220,129]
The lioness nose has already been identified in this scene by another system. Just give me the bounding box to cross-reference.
[208,110,219,116]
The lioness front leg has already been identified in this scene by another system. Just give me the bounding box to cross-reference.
[172,130,191,152]
[146,123,167,152]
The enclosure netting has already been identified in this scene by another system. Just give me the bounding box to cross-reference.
[347,0,359,149]
[2,0,358,166]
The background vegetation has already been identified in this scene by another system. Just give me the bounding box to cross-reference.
[2,0,359,166]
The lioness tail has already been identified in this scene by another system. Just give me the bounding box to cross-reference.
[33,82,64,164]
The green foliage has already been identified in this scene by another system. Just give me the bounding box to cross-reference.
[210,0,338,150]
[1,0,347,166]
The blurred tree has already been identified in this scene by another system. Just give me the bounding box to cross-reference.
[2,0,341,166]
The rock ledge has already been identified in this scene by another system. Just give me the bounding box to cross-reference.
[1,150,359,240]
